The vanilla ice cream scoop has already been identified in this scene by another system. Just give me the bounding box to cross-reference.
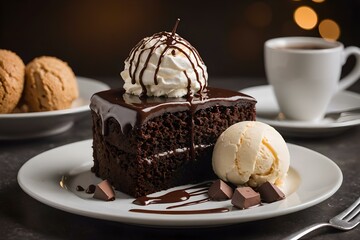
[121,19,208,97]
[212,121,290,187]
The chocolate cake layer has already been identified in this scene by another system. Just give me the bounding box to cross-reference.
[90,87,256,197]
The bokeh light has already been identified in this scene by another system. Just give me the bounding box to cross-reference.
[294,6,318,30]
[319,19,340,40]
[312,0,326,3]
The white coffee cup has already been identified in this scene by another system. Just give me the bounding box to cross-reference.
[264,37,360,121]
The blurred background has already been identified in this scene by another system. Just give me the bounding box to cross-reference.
[1,0,359,83]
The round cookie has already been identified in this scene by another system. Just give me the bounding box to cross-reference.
[0,49,25,113]
[24,56,79,111]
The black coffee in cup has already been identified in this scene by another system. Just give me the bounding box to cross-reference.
[278,44,330,50]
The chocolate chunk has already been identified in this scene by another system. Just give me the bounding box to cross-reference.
[208,179,233,200]
[86,184,96,194]
[231,187,261,209]
[93,180,115,201]
[258,181,285,203]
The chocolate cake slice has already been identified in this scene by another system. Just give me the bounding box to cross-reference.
[90,20,257,197]
[90,87,256,197]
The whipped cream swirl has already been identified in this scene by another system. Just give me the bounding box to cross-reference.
[120,31,208,97]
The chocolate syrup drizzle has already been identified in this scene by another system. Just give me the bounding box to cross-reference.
[125,18,207,96]
[166,197,210,209]
[130,182,230,214]
[129,208,229,215]
[132,182,211,206]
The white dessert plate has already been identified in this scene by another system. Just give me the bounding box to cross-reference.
[241,85,360,137]
[0,77,109,140]
[17,139,342,227]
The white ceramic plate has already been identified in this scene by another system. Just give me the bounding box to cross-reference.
[17,140,342,227]
[241,85,360,137]
[0,77,109,140]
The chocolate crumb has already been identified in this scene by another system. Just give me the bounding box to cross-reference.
[86,184,96,194]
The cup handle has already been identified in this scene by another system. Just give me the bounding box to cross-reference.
[339,46,360,91]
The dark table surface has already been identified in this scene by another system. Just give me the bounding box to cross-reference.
[0,77,359,240]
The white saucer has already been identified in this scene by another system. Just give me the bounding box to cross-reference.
[0,77,109,140]
[241,85,360,137]
[17,140,342,227]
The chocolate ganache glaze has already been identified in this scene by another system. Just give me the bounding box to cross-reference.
[90,87,256,166]
[90,87,255,135]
